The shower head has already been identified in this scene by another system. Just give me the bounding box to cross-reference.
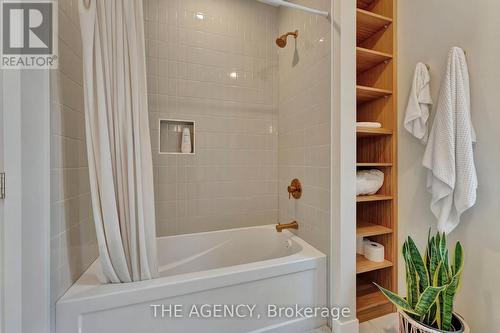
[276,30,298,48]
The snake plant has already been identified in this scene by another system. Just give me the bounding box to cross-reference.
[375,231,464,331]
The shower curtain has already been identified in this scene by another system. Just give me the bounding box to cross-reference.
[78,0,158,283]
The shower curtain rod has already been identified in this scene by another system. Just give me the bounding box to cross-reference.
[257,0,330,18]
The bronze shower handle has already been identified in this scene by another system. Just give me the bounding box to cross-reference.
[287,179,302,199]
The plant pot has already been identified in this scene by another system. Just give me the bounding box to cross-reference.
[398,311,470,333]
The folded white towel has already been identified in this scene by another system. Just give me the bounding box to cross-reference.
[422,47,477,234]
[356,169,384,196]
[404,62,433,143]
[356,122,382,128]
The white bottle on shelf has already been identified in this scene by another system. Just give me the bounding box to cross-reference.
[181,127,192,153]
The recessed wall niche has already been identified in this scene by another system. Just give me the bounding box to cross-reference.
[159,119,195,155]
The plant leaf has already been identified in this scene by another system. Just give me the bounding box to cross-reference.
[429,236,440,286]
[432,260,444,329]
[408,236,430,289]
[435,297,442,330]
[403,242,419,307]
[439,233,447,258]
[440,249,450,284]
[432,260,442,287]
[442,274,461,331]
[414,286,446,316]
[424,228,432,267]
[453,242,465,276]
[445,249,453,279]
[424,303,437,327]
[375,283,420,316]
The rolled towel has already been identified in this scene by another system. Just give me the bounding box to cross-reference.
[357,169,384,196]
[356,122,382,128]
[356,237,370,255]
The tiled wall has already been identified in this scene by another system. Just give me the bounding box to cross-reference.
[277,1,332,255]
[143,0,280,236]
[49,0,98,326]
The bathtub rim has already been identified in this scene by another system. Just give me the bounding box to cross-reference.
[56,225,326,311]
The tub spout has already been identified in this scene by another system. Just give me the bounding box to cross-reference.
[276,221,299,232]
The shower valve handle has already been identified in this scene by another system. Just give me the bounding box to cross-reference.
[287,179,302,199]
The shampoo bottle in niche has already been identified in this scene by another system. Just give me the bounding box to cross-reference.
[181,127,192,153]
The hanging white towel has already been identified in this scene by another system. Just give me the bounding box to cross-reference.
[422,47,477,234]
[404,63,433,143]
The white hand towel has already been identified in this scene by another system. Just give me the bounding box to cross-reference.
[422,47,477,234]
[404,62,433,143]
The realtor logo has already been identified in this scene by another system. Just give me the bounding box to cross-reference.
[1,1,58,68]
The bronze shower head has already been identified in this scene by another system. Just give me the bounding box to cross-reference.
[276,30,298,48]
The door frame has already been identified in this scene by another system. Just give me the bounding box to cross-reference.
[330,0,358,332]
[1,68,51,333]
[1,67,3,333]
[0,67,3,333]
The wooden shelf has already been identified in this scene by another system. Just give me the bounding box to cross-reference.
[356,85,392,103]
[357,221,393,237]
[357,162,393,167]
[356,194,393,203]
[357,47,393,74]
[357,287,390,312]
[357,280,393,322]
[357,0,378,11]
[356,127,393,138]
[357,254,393,274]
[356,9,392,44]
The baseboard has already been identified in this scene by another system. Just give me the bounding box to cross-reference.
[248,317,327,333]
[331,317,359,333]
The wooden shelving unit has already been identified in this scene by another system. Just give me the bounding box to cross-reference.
[356,194,393,203]
[356,9,392,44]
[356,127,393,137]
[357,0,382,11]
[355,0,398,323]
[357,279,393,322]
[357,220,393,237]
[356,254,393,274]
[356,85,392,103]
[357,47,393,74]
[356,162,393,167]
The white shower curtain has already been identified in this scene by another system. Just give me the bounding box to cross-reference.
[78,0,158,283]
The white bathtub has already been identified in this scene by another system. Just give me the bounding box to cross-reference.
[56,225,326,333]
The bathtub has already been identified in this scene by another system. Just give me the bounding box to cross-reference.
[56,225,327,333]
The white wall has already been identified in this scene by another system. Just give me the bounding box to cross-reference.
[399,0,500,330]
